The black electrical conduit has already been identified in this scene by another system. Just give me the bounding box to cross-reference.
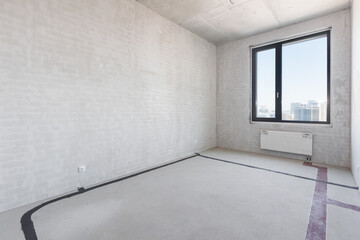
[20,154,197,240]
[20,153,358,239]
[195,153,359,190]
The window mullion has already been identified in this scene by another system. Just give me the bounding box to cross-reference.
[275,44,282,121]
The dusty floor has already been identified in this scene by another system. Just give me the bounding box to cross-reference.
[0,148,359,240]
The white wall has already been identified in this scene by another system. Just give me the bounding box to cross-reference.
[351,0,360,186]
[217,10,351,167]
[0,0,216,212]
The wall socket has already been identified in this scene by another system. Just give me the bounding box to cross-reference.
[78,166,86,173]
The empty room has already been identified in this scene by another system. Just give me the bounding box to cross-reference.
[1,0,360,239]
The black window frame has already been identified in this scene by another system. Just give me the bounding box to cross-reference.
[251,30,331,124]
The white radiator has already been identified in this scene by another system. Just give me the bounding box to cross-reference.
[260,130,313,156]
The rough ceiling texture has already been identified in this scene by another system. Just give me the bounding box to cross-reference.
[136,0,351,45]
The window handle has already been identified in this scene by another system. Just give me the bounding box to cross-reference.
[277,92,279,99]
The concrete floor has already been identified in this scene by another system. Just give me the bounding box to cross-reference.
[0,148,359,240]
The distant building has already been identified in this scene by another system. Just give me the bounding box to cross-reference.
[291,103,302,114]
[257,105,275,118]
[282,111,293,120]
[319,101,327,121]
[262,100,326,121]
[292,100,320,121]
[307,100,318,107]
[259,106,269,114]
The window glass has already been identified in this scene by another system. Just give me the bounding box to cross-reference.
[256,49,276,118]
[282,36,328,122]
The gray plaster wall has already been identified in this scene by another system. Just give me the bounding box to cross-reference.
[351,1,360,186]
[0,0,216,212]
[217,10,351,167]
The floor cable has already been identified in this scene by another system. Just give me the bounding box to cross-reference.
[20,152,358,240]
[195,153,359,190]
[20,154,197,240]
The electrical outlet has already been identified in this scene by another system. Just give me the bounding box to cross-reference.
[78,166,86,173]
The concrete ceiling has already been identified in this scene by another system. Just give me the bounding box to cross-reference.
[136,0,351,45]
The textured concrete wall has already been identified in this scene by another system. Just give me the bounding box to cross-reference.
[217,10,351,167]
[351,1,360,186]
[0,0,216,212]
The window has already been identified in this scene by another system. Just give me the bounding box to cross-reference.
[252,31,330,123]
